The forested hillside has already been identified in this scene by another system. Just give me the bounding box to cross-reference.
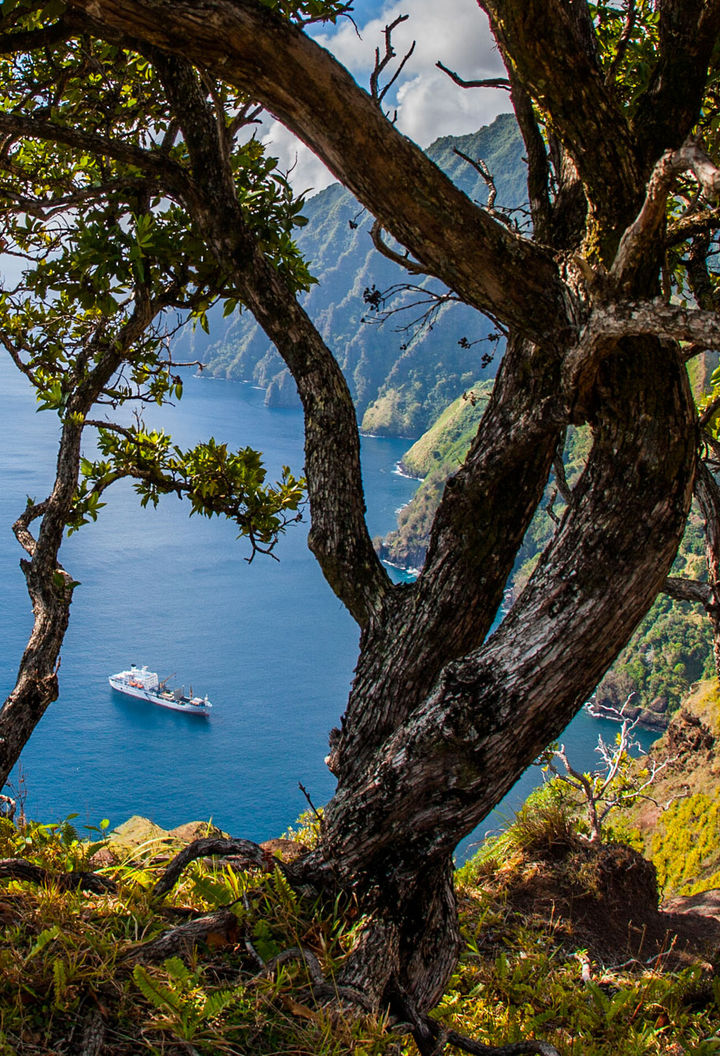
[195,114,525,436]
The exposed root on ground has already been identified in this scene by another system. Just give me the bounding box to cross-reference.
[389,985,561,1056]
[152,836,275,897]
[128,907,241,963]
[0,856,116,893]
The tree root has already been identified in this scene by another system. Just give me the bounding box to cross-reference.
[152,836,274,898]
[252,945,326,988]
[390,984,561,1056]
[127,907,240,963]
[0,841,559,1054]
[0,857,116,894]
[79,1009,105,1056]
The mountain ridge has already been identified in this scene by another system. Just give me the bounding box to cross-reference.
[195,114,526,436]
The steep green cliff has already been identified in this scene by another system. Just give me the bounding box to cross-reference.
[197,114,526,436]
[377,381,493,569]
[380,405,715,726]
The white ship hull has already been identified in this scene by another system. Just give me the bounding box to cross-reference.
[109,667,212,717]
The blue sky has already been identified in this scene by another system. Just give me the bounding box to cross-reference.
[265,0,512,194]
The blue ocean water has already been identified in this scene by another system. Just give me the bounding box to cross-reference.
[0,356,657,856]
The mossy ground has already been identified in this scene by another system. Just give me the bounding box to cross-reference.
[0,799,718,1055]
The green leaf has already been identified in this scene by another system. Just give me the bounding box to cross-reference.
[27,924,62,960]
[132,963,183,1014]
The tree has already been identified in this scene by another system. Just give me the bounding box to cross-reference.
[0,32,306,791]
[1,0,720,1050]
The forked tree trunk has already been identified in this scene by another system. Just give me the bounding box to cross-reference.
[298,333,696,1010]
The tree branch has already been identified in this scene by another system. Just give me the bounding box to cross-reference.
[607,137,720,293]
[480,0,640,241]
[319,336,695,879]
[632,0,720,166]
[502,67,552,244]
[0,857,116,893]
[603,0,637,86]
[0,18,75,55]
[153,836,269,897]
[663,576,712,606]
[584,300,720,347]
[128,909,239,963]
[666,207,720,247]
[370,16,415,109]
[435,61,510,92]
[0,110,198,209]
[65,0,570,342]
[370,219,427,275]
[152,51,390,625]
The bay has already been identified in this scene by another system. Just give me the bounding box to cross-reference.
[0,356,658,856]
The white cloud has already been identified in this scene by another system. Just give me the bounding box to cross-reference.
[313,0,511,143]
[262,0,512,193]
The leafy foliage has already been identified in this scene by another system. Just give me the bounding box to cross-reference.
[595,590,715,722]
[72,428,304,552]
[650,793,720,897]
[0,808,718,1055]
[0,15,312,557]
[256,0,352,24]
[0,817,403,1055]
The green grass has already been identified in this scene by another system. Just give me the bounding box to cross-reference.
[0,804,718,1055]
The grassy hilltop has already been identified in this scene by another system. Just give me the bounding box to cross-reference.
[1,727,719,1056]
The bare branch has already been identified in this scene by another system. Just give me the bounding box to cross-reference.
[128,909,239,963]
[552,449,573,509]
[12,500,50,559]
[666,206,720,247]
[453,149,497,211]
[685,232,720,312]
[370,219,427,275]
[435,60,510,91]
[564,297,720,401]
[588,300,720,345]
[65,0,568,339]
[503,68,553,244]
[252,946,326,988]
[370,16,415,108]
[0,19,74,56]
[612,137,720,292]
[604,0,637,86]
[0,857,115,893]
[663,576,712,606]
[228,102,263,139]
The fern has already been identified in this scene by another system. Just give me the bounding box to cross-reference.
[272,866,298,911]
[132,963,184,1014]
[203,988,236,1020]
[163,955,194,989]
[27,924,61,960]
[52,958,67,1007]
[189,871,230,906]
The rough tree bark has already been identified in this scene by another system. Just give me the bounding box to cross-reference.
[3,0,718,1028]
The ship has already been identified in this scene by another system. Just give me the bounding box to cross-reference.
[109,665,212,716]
